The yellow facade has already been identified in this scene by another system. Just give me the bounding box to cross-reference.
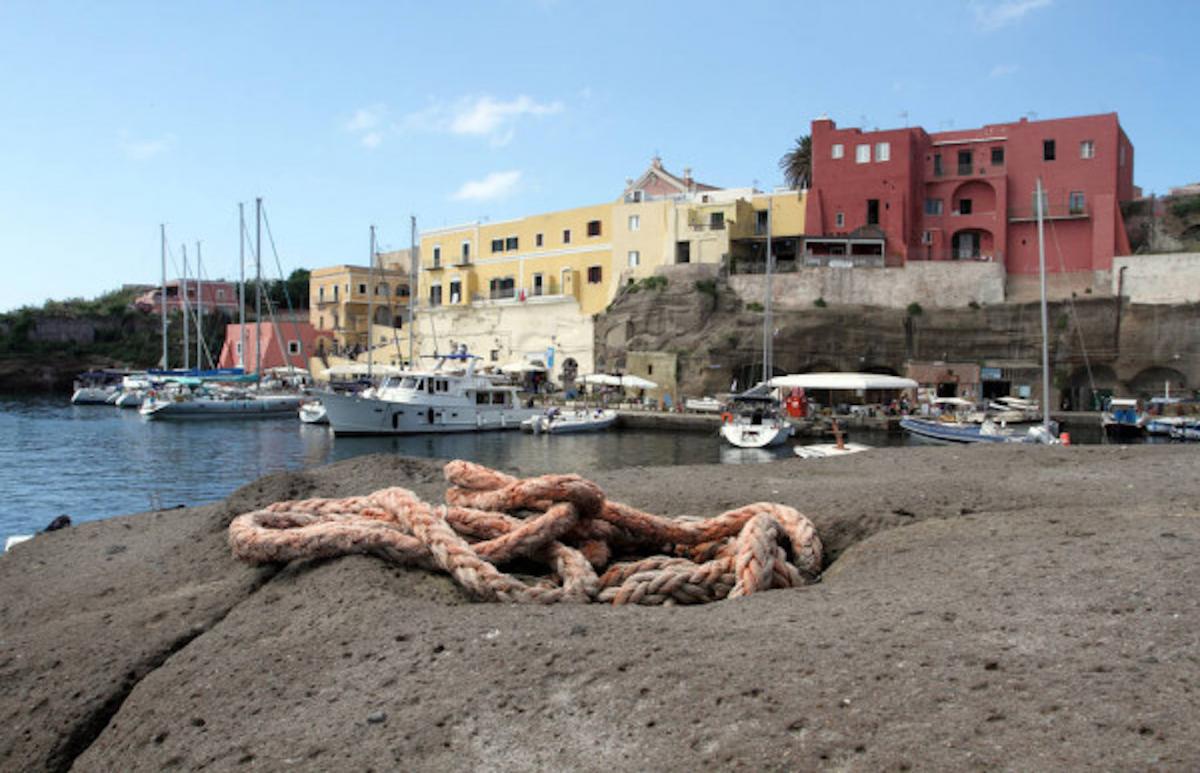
[419,202,616,316]
[309,264,412,350]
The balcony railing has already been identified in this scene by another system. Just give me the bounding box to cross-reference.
[802,253,885,268]
[1008,202,1090,221]
[689,221,726,231]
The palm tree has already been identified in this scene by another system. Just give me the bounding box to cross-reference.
[779,135,812,190]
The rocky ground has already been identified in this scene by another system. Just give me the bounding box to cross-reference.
[2,446,1199,771]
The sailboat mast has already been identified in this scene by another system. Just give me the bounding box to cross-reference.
[761,198,774,385]
[408,215,416,367]
[367,225,376,381]
[182,243,190,371]
[160,224,168,370]
[238,203,246,371]
[196,241,203,369]
[255,197,263,382]
[1036,177,1051,430]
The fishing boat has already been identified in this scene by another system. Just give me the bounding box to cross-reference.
[522,407,618,434]
[320,347,540,435]
[900,416,1055,444]
[1101,398,1145,439]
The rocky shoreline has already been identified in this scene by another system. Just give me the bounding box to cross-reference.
[2,446,1199,770]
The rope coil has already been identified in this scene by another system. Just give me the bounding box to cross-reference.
[228,460,822,605]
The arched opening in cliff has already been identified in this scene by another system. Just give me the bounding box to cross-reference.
[1066,364,1119,411]
[1127,366,1187,400]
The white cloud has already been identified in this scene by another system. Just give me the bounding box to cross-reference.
[973,0,1051,30]
[344,104,388,148]
[451,170,522,201]
[401,95,563,146]
[120,133,175,161]
[990,63,1020,78]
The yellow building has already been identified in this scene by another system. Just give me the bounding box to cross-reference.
[413,158,806,381]
[309,263,412,351]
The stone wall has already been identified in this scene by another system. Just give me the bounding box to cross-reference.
[1005,271,1112,303]
[1111,253,1200,304]
[728,262,1005,310]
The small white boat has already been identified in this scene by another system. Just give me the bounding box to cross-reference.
[299,400,329,425]
[794,442,872,459]
[70,370,126,404]
[523,408,617,434]
[4,534,33,553]
[140,390,302,420]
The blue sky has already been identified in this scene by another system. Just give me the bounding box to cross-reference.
[1,0,1196,311]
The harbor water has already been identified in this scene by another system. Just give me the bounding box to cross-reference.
[0,394,1147,541]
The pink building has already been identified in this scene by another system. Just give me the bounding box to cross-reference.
[804,113,1134,277]
[217,322,334,372]
[134,280,243,314]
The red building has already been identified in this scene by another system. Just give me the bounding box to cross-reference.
[804,113,1135,277]
[216,322,334,372]
[134,280,243,314]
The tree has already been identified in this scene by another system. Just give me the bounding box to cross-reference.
[779,135,812,190]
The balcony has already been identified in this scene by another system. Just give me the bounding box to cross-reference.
[1008,202,1090,222]
[802,253,885,268]
[690,220,726,231]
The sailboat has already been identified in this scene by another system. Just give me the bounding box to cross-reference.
[901,179,1059,445]
[720,200,794,449]
[140,199,301,420]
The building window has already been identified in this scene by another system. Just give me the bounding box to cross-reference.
[532,273,544,296]
[855,144,870,164]
[1080,140,1095,159]
[333,285,339,301]
[1032,190,1049,217]
[562,229,571,244]
[216,289,225,300]
[461,241,471,261]
[287,340,301,356]
[587,220,602,237]
[358,283,367,295]
[488,277,515,299]
[875,142,890,162]
[832,143,844,159]
[432,245,441,267]
[490,349,500,362]
[991,147,1004,165]
[835,211,845,228]
[491,238,504,253]
[921,230,933,245]
[628,250,640,267]
[318,286,325,302]
[397,284,408,297]
[957,150,973,175]
[318,316,324,329]
[924,198,944,216]
[958,198,973,215]
[587,266,602,284]
[676,241,690,263]
[235,341,243,355]
[867,199,880,226]
[535,233,544,247]
[1043,139,1056,161]
[628,214,640,231]
[710,212,725,230]
[755,210,769,235]
[505,236,518,251]
[1069,191,1086,214]
[429,285,442,307]
[376,283,387,295]
[449,279,461,304]
[933,153,943,177]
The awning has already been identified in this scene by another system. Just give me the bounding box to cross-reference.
[769,372,917,391]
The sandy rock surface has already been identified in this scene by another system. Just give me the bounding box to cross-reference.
[2,446,1198,771]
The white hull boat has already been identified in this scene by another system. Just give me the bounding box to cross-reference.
[140,394,302,420]
[523,409,617,434]
[71,386,117,405]
[321,349,540,436]
[114,390,145,408]
[720,416,793,448]
[299,401,329,425]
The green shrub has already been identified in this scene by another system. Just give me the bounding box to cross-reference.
[906,302,923,317]
[746,301,764,312]
[694,279,717,298]
[1169,195,1200,219]
[968,300,981,309]
[813,297,827,308]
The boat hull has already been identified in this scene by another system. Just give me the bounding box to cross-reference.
[321,390,540,435]
[900,418,1017,444]
[71,387,115,405]
[720,420,792,448]
[140,395,303,420]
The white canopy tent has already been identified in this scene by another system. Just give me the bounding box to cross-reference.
[581,374,622,386]
[500,361,548,374]
[769,372,917,391]
[619,375,658,389]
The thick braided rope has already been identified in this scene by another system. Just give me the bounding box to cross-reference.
[228,461,822,605]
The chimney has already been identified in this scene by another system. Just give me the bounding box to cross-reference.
[651,155,663,169]
[683,167,693,185]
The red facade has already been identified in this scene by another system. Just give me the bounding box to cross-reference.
[805,113,1134,274]
[134,280,243,314]
[217,322,333,371]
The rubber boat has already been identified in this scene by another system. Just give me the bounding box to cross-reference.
[901,417,1058,445]
[522,408,617,434]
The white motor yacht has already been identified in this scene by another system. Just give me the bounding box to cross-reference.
[320,349,540,435]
